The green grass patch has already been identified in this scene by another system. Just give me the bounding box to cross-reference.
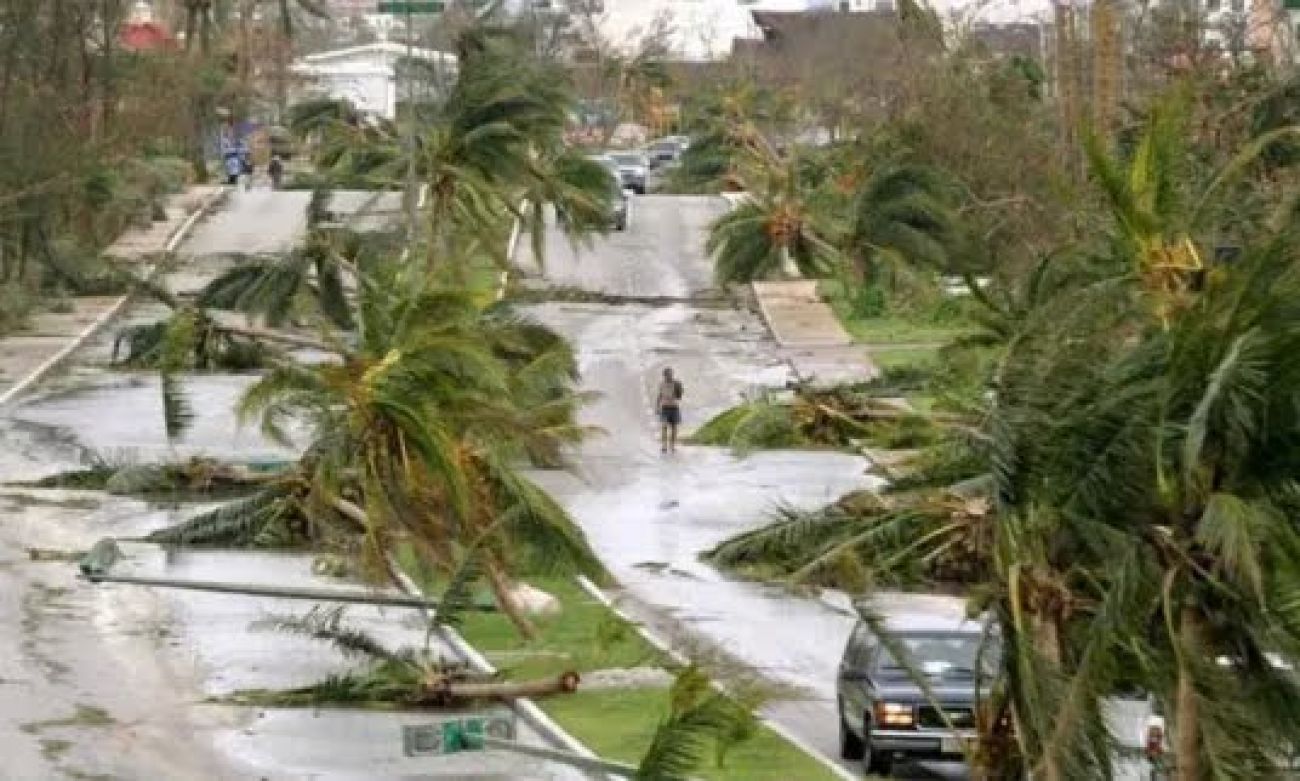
[396,551,842,779]
[820,279,971,345]
[540,688,843,781]
[837,313,969,346]
[869,344,942,371]
[455,576,665,681]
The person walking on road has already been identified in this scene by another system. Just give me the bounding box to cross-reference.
[268,155,284,189]
[656,367,683,454]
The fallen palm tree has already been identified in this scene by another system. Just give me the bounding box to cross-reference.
[689,379,967,454]
[14,456,286,498]
[703,444,992,591]
[216,607,580,709]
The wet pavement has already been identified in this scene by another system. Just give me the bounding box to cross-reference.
[519,196,1158,781]
[517,196,889,777]
[0,191,588,780]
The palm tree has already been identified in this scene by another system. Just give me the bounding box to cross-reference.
[294,28,612,270]
[705,134,841,283]
[234,280,602,638]
[849,163,968,289]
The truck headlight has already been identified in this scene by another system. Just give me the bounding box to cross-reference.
[873,702,916,728]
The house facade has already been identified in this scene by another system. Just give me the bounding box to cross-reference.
[291,42,456,119]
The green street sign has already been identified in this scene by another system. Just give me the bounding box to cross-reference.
[377,1,444,13]
[402,713,516,756]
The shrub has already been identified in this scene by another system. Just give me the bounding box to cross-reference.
[0,284,34,335]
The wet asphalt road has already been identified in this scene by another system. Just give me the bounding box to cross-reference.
[0,189,586,780]
[516,195,1152,781]
[516,195,913,778]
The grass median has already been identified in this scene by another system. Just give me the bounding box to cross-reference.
[400,562,843,781]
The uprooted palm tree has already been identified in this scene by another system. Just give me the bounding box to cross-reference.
[223,272,601,638]
[221,605,583,708]
[224,606,757,781]
[133,250,603,636]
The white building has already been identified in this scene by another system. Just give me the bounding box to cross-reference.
[291,42,457,119]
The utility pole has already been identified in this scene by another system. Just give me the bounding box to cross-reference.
[406,2,417,244]
[377,1,444,249]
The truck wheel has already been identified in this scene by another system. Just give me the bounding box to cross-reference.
[839,710,864,760]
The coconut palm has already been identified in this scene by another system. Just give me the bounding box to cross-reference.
[849,163,968,287]
[705,135,841,283]
[296,28,611,267]
[234,280,602,638]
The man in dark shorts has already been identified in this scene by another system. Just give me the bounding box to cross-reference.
[656,367,683,454]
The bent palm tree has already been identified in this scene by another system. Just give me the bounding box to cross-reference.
[849,163,967,286]
[235,283,603,638]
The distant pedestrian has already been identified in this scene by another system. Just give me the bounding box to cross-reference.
[223,153,243,186]
[656,367,683,454]
[268,155,284,189]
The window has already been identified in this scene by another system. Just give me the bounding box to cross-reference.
[872,633,996,680]
[1230,0,1244,11]
[1205,0,1221,11]
[844,623,876,670]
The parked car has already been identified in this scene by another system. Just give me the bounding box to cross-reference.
[647,137,684,168]
[608,150,649,194]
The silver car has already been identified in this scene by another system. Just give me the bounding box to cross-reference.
[608,151,649,194]
[838,613,986,776]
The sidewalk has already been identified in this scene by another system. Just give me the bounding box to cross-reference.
[0,185,225,407]
[751,280,876,385]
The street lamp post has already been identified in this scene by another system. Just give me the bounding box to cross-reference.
[377,1,445,248]
[405,3,417,243]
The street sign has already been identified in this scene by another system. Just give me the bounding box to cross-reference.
[402,712,516,756]
[376,1,444,13]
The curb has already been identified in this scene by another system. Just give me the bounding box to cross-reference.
[575,576,859,781]
[388,565,613,780]
[0,186,229,410]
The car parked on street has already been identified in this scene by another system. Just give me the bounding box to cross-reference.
[837,610,988,776]
[647,139,682,169]
[608,150,650,194]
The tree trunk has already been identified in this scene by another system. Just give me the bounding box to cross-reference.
[425,671,580,703]
[1175,605,1202,781]
[1031,612,1065,781]
[484,555,537,641]
[779,245,800,279]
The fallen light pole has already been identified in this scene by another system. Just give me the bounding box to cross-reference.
[403,716,705,781]
[77,538,494,612]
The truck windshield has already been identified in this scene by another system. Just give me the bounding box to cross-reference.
[874,633,992,680]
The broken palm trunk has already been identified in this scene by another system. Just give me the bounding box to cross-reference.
[419,670,581,705]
